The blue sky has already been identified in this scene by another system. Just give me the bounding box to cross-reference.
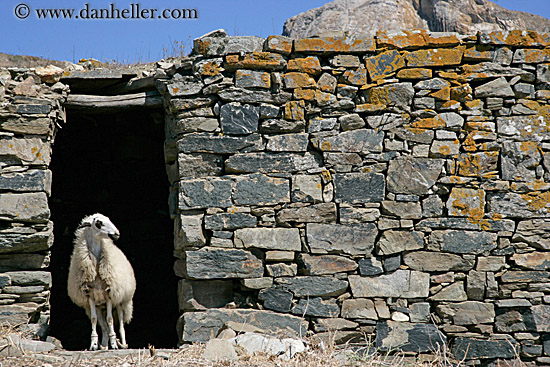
[1,0,549,64]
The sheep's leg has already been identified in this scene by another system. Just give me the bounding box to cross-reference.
[88,298,99,351]
[97,307,109,349]
[116,305,128,349]
[106,299,118,349]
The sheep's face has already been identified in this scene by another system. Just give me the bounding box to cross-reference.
[81,213,120,241]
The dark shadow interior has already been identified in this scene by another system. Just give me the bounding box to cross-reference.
[49,108,179,350]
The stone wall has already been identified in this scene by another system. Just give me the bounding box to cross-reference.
[0,66,67,337]
[158,29,550,365]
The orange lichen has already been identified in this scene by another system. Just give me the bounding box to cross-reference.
[448,188,486,225]
[287,57,322,75]
[294,37,375,53]
[365,50,406,81]
[430,86,451,101]
[224,52,286,71]
[463,45,493,61]
[355,103,386,113]
[396,68,432,79]
[265,35,293,54]
[412,116,446,129]
[406,47,465,67]
[200,61,223,76]
[282,72,317,89]
[342,68,367,86]
[294,88,316,101]
[483,30,548,47]
[521,191,550,212]
[284,100,305,121]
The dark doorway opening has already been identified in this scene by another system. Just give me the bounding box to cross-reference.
[49,108,178,350]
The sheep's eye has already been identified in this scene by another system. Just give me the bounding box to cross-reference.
[95,220,103,229]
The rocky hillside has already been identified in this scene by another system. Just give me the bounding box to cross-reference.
[0,52,70,68]
[283,0,550,39]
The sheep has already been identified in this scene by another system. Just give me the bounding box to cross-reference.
[67,213,136,350]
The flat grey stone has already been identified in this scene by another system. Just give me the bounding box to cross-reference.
[489,192,550,218]
[387,157,443,195]
[404,251,474,272]
[0,193,49,223]
[259,287,293,312]
[358,257,384,276]
[182,309,307,343]
[234,228,301,251]
[299,254,357,275]
[178,153,223,179]
[377,230,424,255]
[0,223,53,254]
[233,174,290,205]
[179,177,233,209]
[278,276,348,297]
[185,248,263,279]
[429,230,497,254]
[312,129,384,153]
[0,170,51,194]
[497,115,550,142]
[435,301,495,325]
[291,175,322,203]
[341,298,377,319]
[266,133,309,152]
[306,223,377,255]
[220,102,260,135]
[474,77,514,97]
[194,35,264,56]
[334,173,385,203]
[349,270,429,298]
[219,87,292,104]
[452,337,516,360]
[376,321,446,353]
[277,203,337,223]
[177,133,264,154]
[226,152,321,173]
[204,213,257,230]
[501,141,540,181]
[381,201,422,219]
[291,297,340,317]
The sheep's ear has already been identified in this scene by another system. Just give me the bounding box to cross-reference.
[95,220,103,229]
[78,222,92,229]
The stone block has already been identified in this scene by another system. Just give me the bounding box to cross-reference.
[299,254,357,275]
[497,115,550,142]
[306,223,377,255]
[376,321,446,353]
[261,119,306,133]
[514,219,550,250]
[376,230,424,255]
[291,175,322,203]
[406,47,465,67]
[334,173,385,204]
[452,337,516,360]
[365,50,405,81]
[312,129,384,153]
[218,87,291,104]
[435,301,495,325]
[277,203,336,223]
[177,133,264,154]
[349,270,429,298]
[234,228,301,251]
[185,248,263,279]
[387,157,443,195]
[233,174,290,205]
[235,70,271,89]
[489,192,550,218]
[178,153,223,179]
[259,287,293,312]
[241,277,273,290]
[358,257,384,276]
[340,67,367,86]
[0,224,53,254]
[381,201,422,220]
[4,271,50,287]
[367,113,409,130]
[182,309,308,343]
[178,279,233,311]
[457,152,499,178]
[220,102,259,135]
[341,298,377,319]
[0,193,49,223]
[446,188,485,221]
[501,141,540,181]
[404,251,474,272]
[204,213,257,231]
[266,133,309,152]
[512,252,550,270]
[167,78,203,97]
[429,230,497,254]
[266,263,297,277]
[0,253,50,271]
[265,35,293,55]
[174,212,205,250]
[291,297,340,317]
[287,56,322,75]
[282,72,316,89]
[338,114,365,131]
[294,36,375,53]
[179,177,233,209]
[339,206,380,223]
[365,82,414,107]
[0,170,51,194]
[194,35,264,56]
[226,152,320,174]
[278,276,348,297]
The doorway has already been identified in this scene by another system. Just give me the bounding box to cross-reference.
[48,107,178,350]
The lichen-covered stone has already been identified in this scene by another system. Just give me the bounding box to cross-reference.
[294,36,375,53]
[224,52,287,71]
[446,188,485,221]
[0,193,49,223]
[406,47,465,67]
[365,50,406,81]
[306,223,377,255]
[265,35,293,55]
[366,83,414,108]
[501,141,541,181]
[287,56,322,75]
[0,137,51,166]
[489,192,550,218]
[497,115,550,142]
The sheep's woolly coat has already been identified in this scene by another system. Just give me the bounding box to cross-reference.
[67,218,136,324]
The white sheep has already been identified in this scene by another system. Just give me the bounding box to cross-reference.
[67,213,136,350]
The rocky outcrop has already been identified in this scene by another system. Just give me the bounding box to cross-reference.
[283,0,550,39]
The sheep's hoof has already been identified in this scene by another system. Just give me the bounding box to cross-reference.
[89,337,99,351]
[116,339,128,349]
[109,336,118,350]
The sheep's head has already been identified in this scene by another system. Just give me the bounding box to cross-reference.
[78,213,120,241]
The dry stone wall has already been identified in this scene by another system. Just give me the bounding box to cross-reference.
[0,65,67,337]
[159,29,550,365]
